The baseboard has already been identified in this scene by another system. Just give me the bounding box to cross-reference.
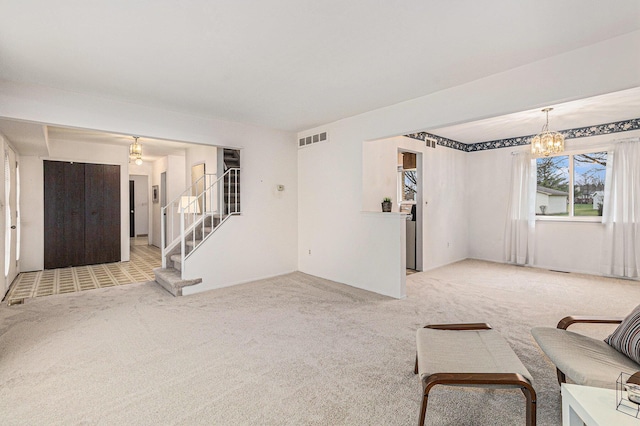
[181,270,298,296]
[419,256,470,273]
[467,256,633,279]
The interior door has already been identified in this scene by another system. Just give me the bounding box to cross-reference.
[44,161,85,269]
[4,145,18,290]
[84,163,120,265]
[44,161,120,269]
[129,180,135,237]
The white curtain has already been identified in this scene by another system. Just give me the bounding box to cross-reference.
[505,152,536,265]
[601,138,640,278]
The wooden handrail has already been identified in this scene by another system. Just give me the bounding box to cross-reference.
[424,323,492,330]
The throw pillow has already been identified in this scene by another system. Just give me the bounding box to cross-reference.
[605,304,640,365]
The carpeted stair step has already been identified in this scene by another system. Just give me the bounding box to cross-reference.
[186,240,202,251]
[153,267,202,297]
[170,254,182,271]
[193,226,212,240]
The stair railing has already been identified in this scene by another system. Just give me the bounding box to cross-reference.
[161,173,214,266]
[161,168,240,270]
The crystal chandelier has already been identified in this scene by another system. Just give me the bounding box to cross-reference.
[129,136,143,165]
[531,108,564,157]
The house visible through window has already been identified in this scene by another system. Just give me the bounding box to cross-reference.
[535,151,607,217]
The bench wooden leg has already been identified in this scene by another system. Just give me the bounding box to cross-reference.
[521,385,537,426]
[556,368,566,386]
[418,392,428,426]
[419,373,536,426]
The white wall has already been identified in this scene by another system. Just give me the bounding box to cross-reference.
[299,129,468,299]
[467,129,640,275]
[182,128,298,294]
[19,139,131,271]
[362,136,468,273]
[150,155,187,248]
[185,145,218,212]
[18,155,44,272]
[465,147,513,263]
[185,144,218,185]
[151,157,167,248]
[0,80,298,289]
[298,30,640,297]
[362,138,400,212]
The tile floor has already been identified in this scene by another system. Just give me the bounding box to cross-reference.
[4,238,161,305]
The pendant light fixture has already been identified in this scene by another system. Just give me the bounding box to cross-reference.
[531,108,565,157]
[129,136,143,165]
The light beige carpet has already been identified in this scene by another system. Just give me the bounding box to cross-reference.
[0,259,638,425]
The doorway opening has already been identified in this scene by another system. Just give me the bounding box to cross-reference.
[129,175,150,243]
[398,150,423,273]
[129,180,135,238]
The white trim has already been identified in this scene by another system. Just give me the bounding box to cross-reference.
[360,211,409,218]
[535,215,603,223]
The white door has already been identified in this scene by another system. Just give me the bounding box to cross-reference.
[3,145,18,293]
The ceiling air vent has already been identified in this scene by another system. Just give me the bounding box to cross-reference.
[425,137,437,149]
[299,131,328,148]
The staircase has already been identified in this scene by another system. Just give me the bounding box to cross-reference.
[223,149,241,213]
[154,166,240,296]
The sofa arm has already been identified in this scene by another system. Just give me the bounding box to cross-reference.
[556,315,624,330]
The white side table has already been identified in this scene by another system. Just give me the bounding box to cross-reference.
[562,383,639,425]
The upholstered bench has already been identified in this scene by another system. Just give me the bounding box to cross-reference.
[531,310,640,389]
[414,323,536,426]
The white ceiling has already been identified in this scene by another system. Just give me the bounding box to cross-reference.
[428,86,640,144]
[0,118,49,156]
[4,85,638,157]
[0,119,200,162]
[1,1,639,132]
[46,126,198,162]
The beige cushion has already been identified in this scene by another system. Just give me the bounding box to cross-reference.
[532,327,640,389]
[416,328,532,387]
[605,304,640,364]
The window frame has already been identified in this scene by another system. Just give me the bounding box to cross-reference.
[535,147,609,223]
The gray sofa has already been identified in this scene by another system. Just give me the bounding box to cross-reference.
[532,315,640,389]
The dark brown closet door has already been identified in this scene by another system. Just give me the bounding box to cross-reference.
[44,161,86,269]
[44,161,120,269]
[84,163,120,265]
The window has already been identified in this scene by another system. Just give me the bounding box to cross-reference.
[536,151,607,218]
[398,152,417,205]
[398,169,417,214]
[402,170,417,202]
